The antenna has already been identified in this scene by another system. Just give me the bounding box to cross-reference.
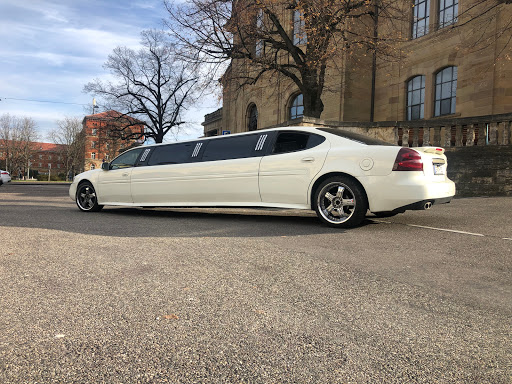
[92,98,99,114]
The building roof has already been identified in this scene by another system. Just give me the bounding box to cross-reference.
[83,110,145,125]
[33,142,66,152]
[0,140,66,152]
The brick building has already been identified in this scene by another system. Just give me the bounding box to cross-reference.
[82,110,145,170]
[203,0,511,136]
[0,141,67,178]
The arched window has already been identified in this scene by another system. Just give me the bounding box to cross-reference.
[439,0,458,28]
[434,66,457,117]
[289,94,304,120]
[247,104,258,131]
[293,10,306,45]
[406,75,425,120]
[412,0,430,39]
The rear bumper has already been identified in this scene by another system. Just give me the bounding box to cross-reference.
[388,196,453,214]
[359,173,456,213]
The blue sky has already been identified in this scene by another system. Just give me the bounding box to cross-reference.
[0,0,219,142]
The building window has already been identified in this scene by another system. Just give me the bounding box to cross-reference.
[91,141,96,149]
[247,104,258,131]
[39,163,42,168]
[57,164,61,169]
[412,0,430,39]
[256,9,264,57]
[92,129,97,135]
[435,66,457,116]
[39,154,42,159]
[293,10,306,45]
[439,0,458,28]
[290,94,304,120]
[105,154,110,160]
[90,164,95,170]
[406,75,425,120]
[91,152,96,160]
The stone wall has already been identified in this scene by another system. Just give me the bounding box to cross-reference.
[445,146,512,197]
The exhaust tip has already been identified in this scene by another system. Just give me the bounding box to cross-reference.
[424,202,433,210]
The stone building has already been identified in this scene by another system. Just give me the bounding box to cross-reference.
[82,111,145,171]
[203,0,511,136]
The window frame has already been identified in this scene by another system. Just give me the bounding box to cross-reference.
[289,93,304,120]
[438,0,458,28]
[434,66,457,117]
[247,104,258,131]
[406,75,426,121]
[411,0,430,39]
[109,148,145,170]
[269,131,325,156]
[199,134,262,162]
[293,10,307,45]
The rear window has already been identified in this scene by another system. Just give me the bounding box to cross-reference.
[318,128,395,146]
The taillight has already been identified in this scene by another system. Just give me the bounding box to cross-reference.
[392,148,423,171]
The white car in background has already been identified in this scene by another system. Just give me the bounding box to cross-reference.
[69,127,456,228]
[0,170,11,184]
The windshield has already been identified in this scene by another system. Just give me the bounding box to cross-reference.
[318,128,396,146]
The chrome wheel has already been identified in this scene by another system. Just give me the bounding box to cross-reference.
[314,177,367,228]
[76,182,103,212]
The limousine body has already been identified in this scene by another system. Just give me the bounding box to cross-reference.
[69,127,456,228]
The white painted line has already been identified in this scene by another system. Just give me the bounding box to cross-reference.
[406,224,485,237]
[503,238,512,241]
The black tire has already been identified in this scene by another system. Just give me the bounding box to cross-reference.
[76,182,103,212]
[313,176,368,228]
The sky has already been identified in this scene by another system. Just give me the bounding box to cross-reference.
[0,0,220,143]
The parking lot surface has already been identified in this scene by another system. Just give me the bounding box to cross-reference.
[1,183,511,383]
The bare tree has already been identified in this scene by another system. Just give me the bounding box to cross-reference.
[83,29,199,143]
[48,117,85,179]
[166,0,511,119]
[166,0,410,118]
[0,114,39,177]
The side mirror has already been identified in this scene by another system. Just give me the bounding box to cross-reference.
[101,162,110,171]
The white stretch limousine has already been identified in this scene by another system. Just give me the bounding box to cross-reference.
[70,127,456,228]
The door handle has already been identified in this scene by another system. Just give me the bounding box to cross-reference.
[122,173,129,177]
[301,157,315,163]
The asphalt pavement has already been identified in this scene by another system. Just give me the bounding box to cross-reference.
[0,183,511,383]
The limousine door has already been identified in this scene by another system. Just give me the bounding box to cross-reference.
[259,131,330,207]
[183,134,264,204]
[97,148,145,204]
[130,134,267,205]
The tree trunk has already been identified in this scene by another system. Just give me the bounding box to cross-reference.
[302,88,324,119]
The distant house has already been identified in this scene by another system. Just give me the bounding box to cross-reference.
[82,110,145,171]
[0,141,67,178]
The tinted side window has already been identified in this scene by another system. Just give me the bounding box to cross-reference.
[273,132,310,154]
[110,148,144,170]
[201,135,259,162]
[147,143,195,166]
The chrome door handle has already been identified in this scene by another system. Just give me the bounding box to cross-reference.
[301,157,315,163]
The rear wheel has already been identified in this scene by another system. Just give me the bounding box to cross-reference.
[314,177,367,228]
[76,182,103,212]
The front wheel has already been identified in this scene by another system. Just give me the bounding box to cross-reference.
[314,177,368,228]
[76,182,103,212]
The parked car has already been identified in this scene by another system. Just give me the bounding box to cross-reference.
[69,127,456,228]
[0,170,11,184]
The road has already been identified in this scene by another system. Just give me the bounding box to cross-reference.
[1,183,511,383]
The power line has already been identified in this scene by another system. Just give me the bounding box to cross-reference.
[0,97,90,107]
